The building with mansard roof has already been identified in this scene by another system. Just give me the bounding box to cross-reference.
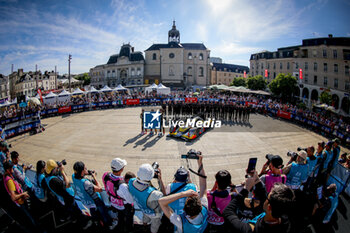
[89,43,145,89]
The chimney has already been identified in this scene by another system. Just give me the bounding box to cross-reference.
[131,47,134,52]
[18,69,23,76]
[328,34,333,38]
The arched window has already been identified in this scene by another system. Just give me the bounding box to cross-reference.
[188,53,192,60]
[131,68,135,76]
[187,67,192,75]
[199,67,204,76]
[137,68,141,76]
[199,53,203,60]
[152,53,156,60]
[169,66,174,76]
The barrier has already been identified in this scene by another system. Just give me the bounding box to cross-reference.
[327,163,350,195]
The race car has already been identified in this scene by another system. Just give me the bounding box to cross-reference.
[168,116,211,141]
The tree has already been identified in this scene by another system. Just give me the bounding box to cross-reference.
[320,91,332,105]
[76,73,91,85]
[230,77,246,87]
[268,73,298,101]
[247,75,267,90]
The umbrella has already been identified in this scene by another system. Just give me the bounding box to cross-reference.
[29,97,41,106]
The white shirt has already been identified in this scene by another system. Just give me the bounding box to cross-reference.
[169,197,208,233]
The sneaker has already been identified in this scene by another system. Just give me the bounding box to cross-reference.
[108,220,118,230]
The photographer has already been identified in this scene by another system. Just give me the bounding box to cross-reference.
[44,159,75,220]
[159,153,208,233]
[223,183,295,233]
[129,163,166,233]
[10,151,33,192]
[102,158,134,232]
[305,146,317,177]
[283,150,309,190]
[72,161,116,230]
[317,142,333,186]
[259,154,285,193]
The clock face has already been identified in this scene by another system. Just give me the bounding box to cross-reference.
[169,53,175,59]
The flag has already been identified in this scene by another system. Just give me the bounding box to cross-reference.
[299,68,303,79]
[264,69,268,78]
[37,89,43,103]
[244,70,246,78]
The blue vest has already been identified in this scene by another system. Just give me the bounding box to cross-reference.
[45,175,75,205]
[180,206,208,233]
[307,157,318,177]
[331,147,340,169]
[72,174,100,209]
[128,178,156,216]
[323,194,338,223]
[33,173,46,200]
[13,164,33,188]
[286,163,308,189]
[323,150,333,170]
[169,183,197,215]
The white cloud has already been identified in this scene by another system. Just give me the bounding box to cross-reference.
[212,41,261,56]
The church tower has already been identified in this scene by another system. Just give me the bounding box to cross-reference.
[168,20,180,43]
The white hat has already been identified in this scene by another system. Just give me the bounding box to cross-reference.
[111,158,127,171]
[137,164,154,181]
[298,150,307,161]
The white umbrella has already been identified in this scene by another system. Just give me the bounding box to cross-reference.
[29,97,41,106]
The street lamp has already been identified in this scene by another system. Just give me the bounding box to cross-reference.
[68,54,72,92]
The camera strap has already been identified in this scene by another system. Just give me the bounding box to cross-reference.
[186,158,207,178]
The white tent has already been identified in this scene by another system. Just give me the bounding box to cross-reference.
[145,83,159,94]
[0,100,12,107]
[157,83,171,95]
[58,89,71,103]
[43,92,58,105]
[113,84,128,91]
[71,88,84,95]
[100,85,112,92]
[87,86,99,93]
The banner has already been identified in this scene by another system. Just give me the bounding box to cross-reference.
[264,69,268,78]
[58,106,72,113]
[245,101,257,106]
[244,70,246,78]
[299,68,303,80]
[37,89,43,103]
[277,110,291,119]
[126,99,140,105]
[185,97,198,103]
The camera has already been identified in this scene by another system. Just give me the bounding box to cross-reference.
[56,159,67,167]
[181,149,201,160]
[152,162,160,179]
[297,147,307,151]
[88,170,95,175]
[287,151,298,161]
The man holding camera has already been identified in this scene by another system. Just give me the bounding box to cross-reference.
[159,153,208,233]
[72,161,116,230]
[10,151,33,192]
[259,154,285,193]
[283,150,309,190]
[129,163,166,233]
[45,159,75,219]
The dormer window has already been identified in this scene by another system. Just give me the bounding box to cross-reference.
[188,53,192,60]
[199,53,203,60]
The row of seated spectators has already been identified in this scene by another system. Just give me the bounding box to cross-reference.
[0,137,347,233]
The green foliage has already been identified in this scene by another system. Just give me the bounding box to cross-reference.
[268,73,298,101]
[246,75,267,90]
[320,91,332,105]
[297,102,307,110]
[76,73,91,85]
[230,77,246,87]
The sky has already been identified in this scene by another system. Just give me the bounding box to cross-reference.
[0,0,349,75]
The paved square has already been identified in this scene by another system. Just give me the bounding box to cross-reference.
[8,107,349,187]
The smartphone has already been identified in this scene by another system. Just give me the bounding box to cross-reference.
[247,158,257,173]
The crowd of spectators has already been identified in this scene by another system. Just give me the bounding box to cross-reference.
[0,133,346,233]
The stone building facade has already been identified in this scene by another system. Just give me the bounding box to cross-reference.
[0,74,9,102]
[144,21,210,88]
[90,44,145,89]
[210,63,249,86]
[250,35,350,113]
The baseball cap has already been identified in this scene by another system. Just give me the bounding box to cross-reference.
[111,158,127,171]
[298,150,307,161]
[332,138,340,144]
[137,164,154,181]
[266,154,283,168]
[46,159,58,174]
[174,167,189,182]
